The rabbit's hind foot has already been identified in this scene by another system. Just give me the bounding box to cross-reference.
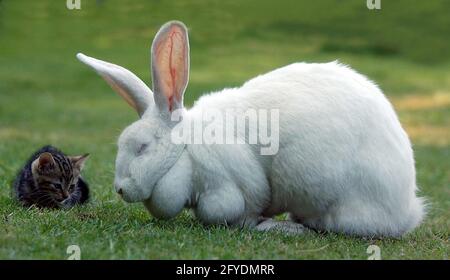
[255,218,306,235]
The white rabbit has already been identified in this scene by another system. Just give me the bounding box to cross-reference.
[77,21,425,237]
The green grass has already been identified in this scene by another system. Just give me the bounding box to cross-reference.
[0,0,449,259]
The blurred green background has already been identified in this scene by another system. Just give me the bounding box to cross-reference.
[0,0,448,259]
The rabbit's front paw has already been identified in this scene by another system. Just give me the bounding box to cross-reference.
[195,183,245,225]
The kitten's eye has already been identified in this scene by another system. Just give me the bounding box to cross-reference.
[53,183,62,190]
[136,143,148,155]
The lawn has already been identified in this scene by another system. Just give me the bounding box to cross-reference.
[0,0,448,259]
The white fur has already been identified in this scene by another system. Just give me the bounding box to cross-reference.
[77,21,425,237]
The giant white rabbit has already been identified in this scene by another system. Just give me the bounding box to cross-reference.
[77,21,425,237]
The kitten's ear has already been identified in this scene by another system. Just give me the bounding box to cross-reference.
[37,152,55,170]
[70,154,90,171]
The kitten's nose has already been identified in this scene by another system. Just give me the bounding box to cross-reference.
[117,188,123,195]
[62,191,69,199]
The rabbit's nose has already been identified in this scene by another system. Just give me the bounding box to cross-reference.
[114,182,123,195]
[117,188,123,195]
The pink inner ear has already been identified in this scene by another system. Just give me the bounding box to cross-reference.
[38,153,54,168]
[154,26,187,111]
[103,75,138,111]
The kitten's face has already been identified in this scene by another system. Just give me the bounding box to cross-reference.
[31,152,88,207]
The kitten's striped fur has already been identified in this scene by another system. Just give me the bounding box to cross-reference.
[13,145,90,209]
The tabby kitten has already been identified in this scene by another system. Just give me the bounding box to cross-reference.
[13,145,90,209]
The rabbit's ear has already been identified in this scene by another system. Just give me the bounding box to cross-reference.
[151,21,190,116]
[77,53,153,117]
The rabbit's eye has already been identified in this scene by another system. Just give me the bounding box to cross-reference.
[136,144,148,155]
